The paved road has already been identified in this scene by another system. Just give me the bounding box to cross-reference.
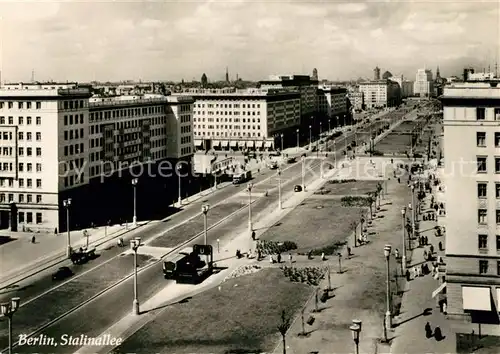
[0,110,405,353]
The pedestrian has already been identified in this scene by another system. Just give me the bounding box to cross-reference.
[438,241,443,251]
[442,302,447,315]
[251,231,256,240]
[308,250,313,260]
[288,253,293,265]
[423,250,427,260]
[321,252,326,261]
[421,264,425,275]
[429,245,434,254]
[398,177,400,184]
[257,249,261,261]
[347,246,352,257]
[434,326,443,341]
[413,266,418,278]
[425,322,432,338]
[31,235,36,244]
[269,255,274,264]
[394,249,399,259]
[277,253,282,263]
[405,269,411,281]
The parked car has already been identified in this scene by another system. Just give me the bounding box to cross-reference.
[286,157,297,164]
[294,185,303,192]
[52,266,74,281]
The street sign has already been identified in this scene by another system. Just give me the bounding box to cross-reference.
[193,244,213,256]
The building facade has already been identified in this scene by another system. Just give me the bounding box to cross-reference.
[441,81,500,323]
[359,80,401,108]
[317,86,348,118]
[179,88,301,151]
[0,83,194,233]
[349,91,364,111]
[414,69,434,97]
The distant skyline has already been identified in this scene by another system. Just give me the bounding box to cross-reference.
[0,0,499,83]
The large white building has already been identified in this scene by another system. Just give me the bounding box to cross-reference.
[317,86,348,119]
[358,80,401,109]
[441,80,500,324]
[178,88,301,151]
[414,69,434,97]
[0,83,193,233]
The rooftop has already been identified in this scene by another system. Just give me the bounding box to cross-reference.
[443,81,500,98]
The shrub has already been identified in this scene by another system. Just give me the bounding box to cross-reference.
[309,241,347,256]
[328,179,357,184]
[367,150,384,156]
[281,266,326,286]
[340,195,372,207]
[256,240,297,255]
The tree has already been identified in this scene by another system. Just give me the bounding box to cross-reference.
[350,220,358,247]
[277,309,292,354]
[366,192,375,219]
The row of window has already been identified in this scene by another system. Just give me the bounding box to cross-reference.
[477,209,500,224]
[477,156,500,173]
[180,115,191,123]
[18,163,43,173]
[180,136,192,144]
[89,106,164,122]
[476,132,500,147]
[477,182,500,198]
[63,143,85,156]
[19,132,42,141]
[476,107,500,120]
[194,111,261,116]
[0,116,42,125]
[18,211,43,224]
[64,129,85,141]
[197,103,261,109]
[63,114,85,126]
[0,193,43,204]
[18,147,43,157]
[197,125,260,130]
[195,118,261,123]
[180,146,192,155]
[63,174,85,188]
[0,102,42,110]
[197,131,262,137]
[63,100,86,110]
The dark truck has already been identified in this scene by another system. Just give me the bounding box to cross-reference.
[163,245,214,284]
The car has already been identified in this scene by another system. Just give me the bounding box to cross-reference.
[52,266,74,281]
[286,157,296,164]
[294,185,302,192]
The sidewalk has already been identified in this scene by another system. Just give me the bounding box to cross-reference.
[390,163,454,353]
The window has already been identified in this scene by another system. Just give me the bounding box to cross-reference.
[477,132,486,147]
[478,209,487,224]
[8,116,13,125]
[497,261,500,276]
[27,163,32,172]
[36,195,42,203]
[18,212,24,223]
[36,213,42,224]
[8,194,13,202]
[496,235,500,250]
[27,194,32,203]
[496,184,500,199]
[36,102,41,109]
[27,116,32,125]
[18,132,23,140]
[26,212,32,224]
[479,260,489,274]
[479,234,488,249]
[27,147,32,156]
[477,157,487,173]
[497,210,500,224]
[36,132,41,141]
[19,194,24,203]
[36,116,41,125]
[27,179,32,188]
[478,183,487,198]
[36,148,41,156]
[18,116,23,125]
[18,147,24,156]
[477,108,486,120]
[18,179,24,188]
[496,158,500,173]
[27,102,31,109]
[36,163,42,172]
[36,179,42,188]
[496,133,500,147]
[26,132,32,141]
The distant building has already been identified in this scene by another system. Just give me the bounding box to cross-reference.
[358,80,401,108]
[225,67,229,83]
[382,71,393,80]
[374,67,381,81]
[468,72,495,81]
[317,86,348,119]
[201,73,208,88]
[178,88,301,151]
[312,68,318,80]
[348,91,364,111]
[463,67,475,81]
[414,69,434,97]
[402,81,414,98]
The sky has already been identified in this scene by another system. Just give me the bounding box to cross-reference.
[0,0,499,83]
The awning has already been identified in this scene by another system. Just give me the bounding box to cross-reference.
[222,141,229,147]
[247,141,255,148]
[265,141,273,148]
[256,141,264,148]
[496,288,500,306]
[230,141,237,147]
[432,282,447,298]
[462,286,491,311]
[194,139,203,147]
[212,140,221,146]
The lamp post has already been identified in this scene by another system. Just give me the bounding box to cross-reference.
[247,183,253,232]
[202,204,210,264]
[131,178,138,227]
[301,156,306,191]
[277,169,282,209]
[384,244,393,331]
[177,164,182,206]
[130,237,141,315]
[401,208,407,273]
[280,133,284,152]
[319,122,322,137]
[350,323,361,354]
[328,119,331,134]
[1,297,21,354]
[333,140,337,166]
[63,198,72,258]
[411,184,417,223]
[296,128,300,150]
[337,252,342,273]
[309,125,312,148]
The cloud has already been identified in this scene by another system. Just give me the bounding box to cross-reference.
[0,0,498,82]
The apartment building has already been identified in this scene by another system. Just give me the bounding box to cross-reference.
[317,86,348,118]
[178,88,300,151]
[441,81,500,323]
[0,83,193,233]
[359,80,401,109]
[348,91,364,111]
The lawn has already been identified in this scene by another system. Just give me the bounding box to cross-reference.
[318,180,381,196]
[112,268,312,354]
[375,132,412,154]
[260,198,366,254]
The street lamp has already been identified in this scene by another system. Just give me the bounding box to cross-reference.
[177,164,182,206]
[309,125,312,148]
[411,184,417,223]
[277,169,282,209]
[130,237,141,315]
[349,323,361,354]
[280,133,284,152]
[301,156,306,191]
[296,128,300,149]
[202,204,210,264]
[384,244,393,331]
[319,122,322,137]
[401,208,407,273]
[333,139,337,166]
[63,198,72,258]
[1,297,21,354]
[328,119,331,133]
[247,183,253,232]
[131,178,138,227]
